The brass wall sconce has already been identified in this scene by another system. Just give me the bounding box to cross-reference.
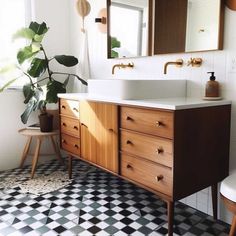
[95,8,107,34]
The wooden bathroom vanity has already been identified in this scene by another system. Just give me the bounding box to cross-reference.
[58,95,231,236]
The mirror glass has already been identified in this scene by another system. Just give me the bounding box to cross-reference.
[107,0,223,58]
[108,0,151,58]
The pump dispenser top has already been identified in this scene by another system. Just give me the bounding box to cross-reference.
[205,72,220,98]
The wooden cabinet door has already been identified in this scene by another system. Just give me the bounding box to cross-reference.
[80,101,97,163]
[96,103,118,173]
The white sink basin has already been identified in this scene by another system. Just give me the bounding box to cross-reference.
[88,79,186,100]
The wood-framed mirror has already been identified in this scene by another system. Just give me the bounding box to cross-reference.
[107,0,224,58]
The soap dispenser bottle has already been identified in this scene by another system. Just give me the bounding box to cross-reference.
[205,72,220,98]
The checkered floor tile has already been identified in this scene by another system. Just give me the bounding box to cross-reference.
[0,159,230,235]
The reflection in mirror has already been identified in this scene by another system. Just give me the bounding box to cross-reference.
[107,0,151,58]
[152,0,223,54]
[107,0,223,58]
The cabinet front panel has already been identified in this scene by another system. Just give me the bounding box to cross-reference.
[60,99,80,118]
[61,133,80,156]
[121,154,173,196]
[121,130,173,168]
[61,117,80,137]
[120,106,173,139]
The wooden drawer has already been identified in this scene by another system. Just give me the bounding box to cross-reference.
[120,106,173,139]
[61,117,80,137]
[61,134,80,156]
[121,130,173,167]
[121,154,173,196]
[60,99,79,118]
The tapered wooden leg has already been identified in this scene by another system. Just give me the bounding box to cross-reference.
[211,184,218,220]
[229,215,236,236]
[20,137,32,168]
[167,201,174,236]
[50,136,64,165]
[31,138,41,179]
[68,156,73,179]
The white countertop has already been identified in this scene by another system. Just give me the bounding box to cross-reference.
[58,93,231,110]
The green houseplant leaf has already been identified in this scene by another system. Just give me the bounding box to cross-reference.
[13,28,35,40]
[46,80,66,103]
[27,58,47,78]
[29,22,48,35]
[17,46,40,64]
[54,55,78,67]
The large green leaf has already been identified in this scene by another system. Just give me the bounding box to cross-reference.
[17,46,40,64]
[12,28,35,41]
[54,55,78,67]
[27,58,47,78]
[29,22,48,35]
[21,98,37,124]
[46,80,66,103]
[23,84,35,103]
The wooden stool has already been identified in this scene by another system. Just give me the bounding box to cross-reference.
[220,173,236,236]
[18,129,64,179]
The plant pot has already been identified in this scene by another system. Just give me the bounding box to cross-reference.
[39,113,53,132]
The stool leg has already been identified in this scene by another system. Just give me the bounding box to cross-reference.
[68,155,73,179]
[50,136,64,165]
[31,138,41,179]
[20,137,32,168]
[229,215,236,236]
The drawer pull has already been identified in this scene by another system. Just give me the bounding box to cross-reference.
[155,175,164,182]
[108,128,114,132]
[156,147,164,154]
[61,105,66,109]
[73,126,79,130]
[126,164,133,169]
[156,121,163,127]
[74,144,79,149]
[126,140,133,145]
[81,123,88,128]
[126,116,133,121]
[62,139,67,144]
[62,123,67,127]
[73,107,79,112]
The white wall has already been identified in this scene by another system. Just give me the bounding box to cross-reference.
[69,0,236,224]
[0,0,73,171]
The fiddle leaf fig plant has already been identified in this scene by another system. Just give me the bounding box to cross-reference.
[0,21,87,124]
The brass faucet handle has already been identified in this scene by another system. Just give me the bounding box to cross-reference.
[187,58,203,67]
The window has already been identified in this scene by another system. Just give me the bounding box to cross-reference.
[0,0,31,89]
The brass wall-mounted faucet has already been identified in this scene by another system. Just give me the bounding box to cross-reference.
[187,58,203,67]
[112,62,134,74]
[164,59,183,74]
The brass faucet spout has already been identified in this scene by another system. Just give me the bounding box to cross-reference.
[164,59,183,74]
[112,62,134,75]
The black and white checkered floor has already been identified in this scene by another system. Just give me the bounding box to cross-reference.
[0,159,230,236]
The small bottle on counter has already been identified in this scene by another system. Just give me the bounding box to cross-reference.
[205,72,220,98]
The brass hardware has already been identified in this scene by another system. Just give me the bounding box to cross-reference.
[73,126,78,130]
[73,107,79,112]
[155,175,164,182]
[164,59,183,74]
[62,123,66,127]
[108,128,114,132]
[156,121,162,127]
[126,116,133,121]
[62,139,66,144]
[127,164,132,169]
[156,147,164,154]
[112,62,134,74]
[187,58,203,67]
[126,140,132,145]
[62,105,66,109]
[74,144,79,149]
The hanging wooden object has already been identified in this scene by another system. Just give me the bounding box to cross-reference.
[226,0,236,10]
[76,0,91,32]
